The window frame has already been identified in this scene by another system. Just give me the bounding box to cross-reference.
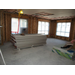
[56,22,71,37]
[11,18,28,34]
[38,21,50,35]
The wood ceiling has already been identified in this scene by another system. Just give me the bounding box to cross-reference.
[1,9,17,13]
[1,9,75,20]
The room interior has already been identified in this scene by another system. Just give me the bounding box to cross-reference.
[0,9,75,65]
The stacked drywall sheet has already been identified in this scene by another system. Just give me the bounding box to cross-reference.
[11,34,47,49]
[52,45,75,60]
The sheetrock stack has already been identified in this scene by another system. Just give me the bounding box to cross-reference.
[11,34,47,49]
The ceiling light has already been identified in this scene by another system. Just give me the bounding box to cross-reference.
[19,10,23,14]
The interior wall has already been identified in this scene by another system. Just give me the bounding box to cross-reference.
[49,20,57,38]
[4,13,11,42]
[11,14,50,35]
[50,19,75,41]
[1,11,75,43]
[2,13,38,42]
[29,17,38,34]
[70,18,75,40]
[0,11,5,44]
[0,28,1,43]
[11,14,30,34]
[0,13,1,42]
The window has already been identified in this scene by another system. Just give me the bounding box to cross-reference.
[56,22,71,37]
[11,18,28,34]
[20,19,27,28]
[38,21,49,35]
[11,18,18,34]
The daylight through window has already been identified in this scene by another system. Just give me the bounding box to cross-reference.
[38,21,49,35]
[56,22,71,37]
[11,18,28,34]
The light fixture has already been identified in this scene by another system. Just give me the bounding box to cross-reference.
[19,10,23,14]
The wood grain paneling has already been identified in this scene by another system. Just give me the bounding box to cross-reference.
[55,36,69,41]
[11,13,32,34]
[57,19,72,22]
[11,14,29,19]
[65,37,70,41]
[28,16,32,34]
[5,13,11,41]
[0,11,2,44]
[48,21,51,37]
[50,20,57,38]
[32,17,38,34]
[4,14,38,41]
[50,19,73,41]
[69,18,75,40]
[1,11,75,44]
[3,13,5,42]
[55,36,61,39]
[38,19,50,22]
[0,11,5,44]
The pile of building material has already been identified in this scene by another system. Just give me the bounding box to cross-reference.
[11,34,47,49]
[52,45,75,60]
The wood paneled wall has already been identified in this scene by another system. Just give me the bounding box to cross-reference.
[4,13,11,42]
[0,13,39,43]
[49,19,75,41]
[1,11,75,44]
[55,20,71,41]
[11,14,38,34]
[32,17,38,34]
[0,11,3,44]
[70,18,75,40]
[0,11,5,45]
[11,13,30,34]
[49,20,57,38]
[28,16,32,34]
[29,17,37,34]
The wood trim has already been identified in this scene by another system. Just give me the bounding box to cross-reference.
[11,14,29,19]
[5,14,8,41]
[49,20,57,38]
[3,13,5,43]
[0,11,4,45]
[28,17,30,34]
[69,18,75,40]
[55,36,70,41]
[1,12,3,45]
[48,20,51,37]
[57,19,72,22]
[38,19,50,22]
[36,18,38,34]
[8,14,11,41]
[38,19,51,36]
[55,19,72,41]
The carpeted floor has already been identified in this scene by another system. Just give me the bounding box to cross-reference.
[0,38,75,65]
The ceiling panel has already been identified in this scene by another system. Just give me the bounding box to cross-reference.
[1,9,75,20]
[22,9,75,19]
